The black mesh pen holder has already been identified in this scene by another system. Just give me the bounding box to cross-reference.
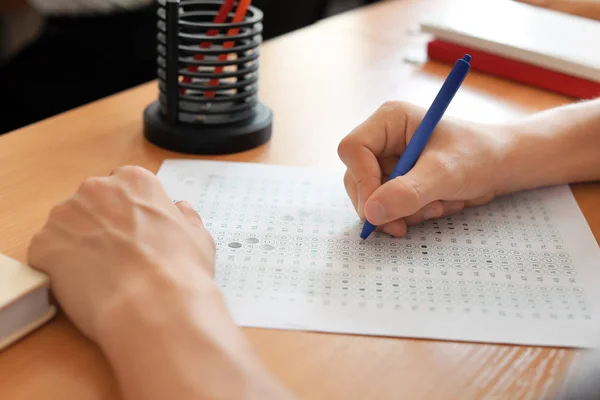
[143,0,273,154]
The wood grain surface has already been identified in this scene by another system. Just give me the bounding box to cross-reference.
[0,0,598,398]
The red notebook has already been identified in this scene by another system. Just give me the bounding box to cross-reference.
[427,39,600,99]
[419,0,600,99]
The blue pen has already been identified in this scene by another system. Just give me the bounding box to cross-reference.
[360,54,472,240]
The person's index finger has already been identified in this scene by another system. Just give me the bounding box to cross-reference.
[337,101,411,217]
[338,144,381,219]
[350,101,412,157]
[338,101,412,181]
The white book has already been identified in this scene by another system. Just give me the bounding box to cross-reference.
[0,253,56,351]
[419,0,600,83]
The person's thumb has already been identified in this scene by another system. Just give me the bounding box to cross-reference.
[175,200,204,228]
[363,167,442,225]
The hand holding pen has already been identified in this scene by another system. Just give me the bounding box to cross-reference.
[337,55,511,238]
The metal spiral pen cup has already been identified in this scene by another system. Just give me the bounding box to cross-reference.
[143,0,273,154]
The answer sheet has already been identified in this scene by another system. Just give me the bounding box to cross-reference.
[157,160,600,348]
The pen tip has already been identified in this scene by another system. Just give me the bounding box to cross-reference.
[360,221,375,240]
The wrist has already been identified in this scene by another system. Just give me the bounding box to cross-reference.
[95,266,242,367]
[495,100,600,194]
[96,265,239,397]
[94,258,223,345]
[94,262,291,400]
[494,123,559,195]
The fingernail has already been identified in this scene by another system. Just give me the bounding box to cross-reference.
[365,200,386,224]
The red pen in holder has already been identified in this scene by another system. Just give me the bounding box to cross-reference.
[143,0,273,154]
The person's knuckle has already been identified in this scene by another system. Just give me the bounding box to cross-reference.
[337,135,356,161]
[392,175,423,210]
[78,176,108,195]
[339,102,412,163]
[192,213,204,228]
[343,169,354,187]
[379,100,403,112]
[434,153,452,172]
[111,166,163,199]
[182,204,203,224]
[404,176,423,201]
[124,165,152,177]
[436,152,466,185]
[379,101,414,136]
[27,229,53,267]
[114,165,154,182]
[28,230,46,252]
[379,100,413,117]
[47,200,70,220]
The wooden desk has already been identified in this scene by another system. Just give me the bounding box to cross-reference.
[1,0,598,398]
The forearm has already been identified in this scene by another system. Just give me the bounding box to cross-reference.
[497,98,600,194]
[96,269,293,400]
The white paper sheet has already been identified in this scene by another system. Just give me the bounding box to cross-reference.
[157,160,600,348]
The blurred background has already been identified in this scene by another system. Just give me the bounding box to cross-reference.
[0,0,381,135]
[1,0,597,136]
